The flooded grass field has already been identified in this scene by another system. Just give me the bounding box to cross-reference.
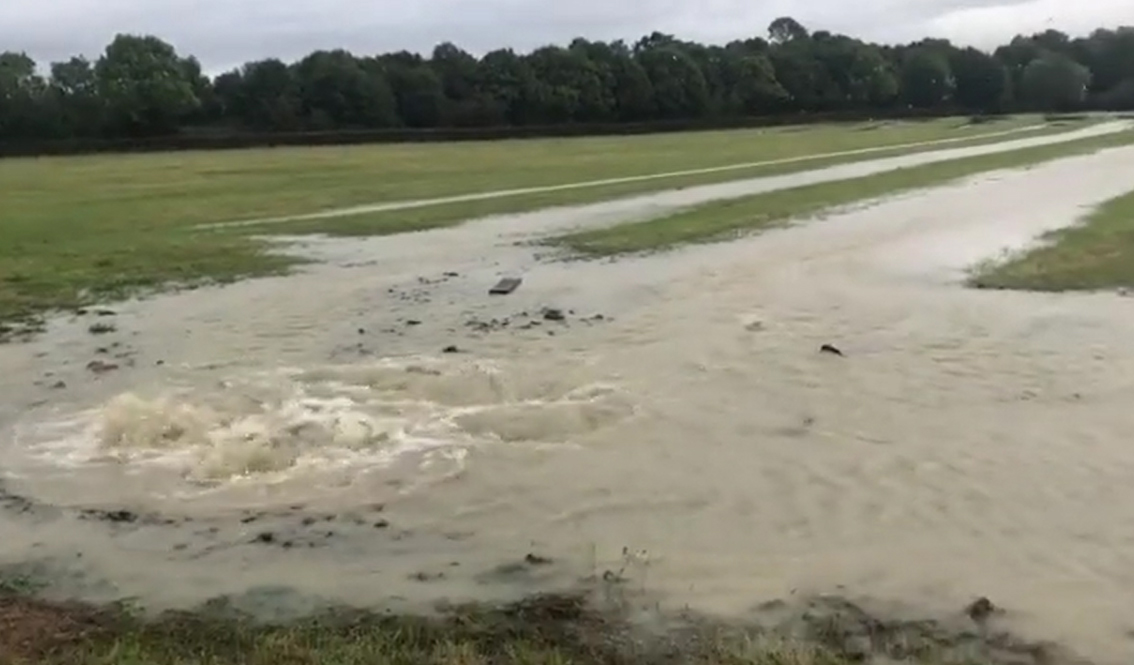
[550,127,1134,256]
[0,115,1081,336]
[2,118,1134,664]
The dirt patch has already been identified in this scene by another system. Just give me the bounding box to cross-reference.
[0,595,119,663]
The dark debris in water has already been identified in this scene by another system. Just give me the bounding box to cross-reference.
[363,269,611,345]
[77,508,181,527]
[85,360,119,375]
[0,484,39,516]
[488,276,522,295]
[966,596,1000,624]
[93,510,136,524]
[464,307,607,336]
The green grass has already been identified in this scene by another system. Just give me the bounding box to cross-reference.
[0,115,1047,225]
[0,587,1039,665]
[202,117,1085,237]
[0,115,1091,337]
[549,130,1134,257]
[969,187,1134,291]
[0,593,813,665]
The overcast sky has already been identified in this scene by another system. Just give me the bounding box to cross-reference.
[2,0,1132,75]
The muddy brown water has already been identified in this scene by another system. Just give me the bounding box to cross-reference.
[2,129,1134,661]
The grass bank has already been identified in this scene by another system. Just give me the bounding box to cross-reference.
[0,116,1089,339]
[0,585,1074,665]
[968,188,1134,291]
[548,130,1134,257]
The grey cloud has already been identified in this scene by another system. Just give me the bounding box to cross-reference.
[0,0,1130,73]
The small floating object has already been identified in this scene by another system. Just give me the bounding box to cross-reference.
[965,596,996,623]
[819,344,844,356]
[489,277,522,295]
[86,359,119,374]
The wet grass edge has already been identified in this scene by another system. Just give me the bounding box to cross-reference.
[545,131,1134,259]
[0,578,1071,665]
[968,187,1134,292]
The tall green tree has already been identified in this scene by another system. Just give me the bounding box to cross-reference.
[235,59,302,130]
[769,38,837,111]
[722,52,788,114]
[475,48,537,125]
[810,34,898,108]
[380,56,445,128]
[430,42,479,110]
[994,36,1045,97]
[768,17,810,44]
[635,45,710,119]
[950,47,1010,111]
[1076,28,1134,97]
[900,49,955,108]
[527,44,615,123]
[49,57,103,136]
[292,50,397,129]
[94,34,200,135]
[1019,53,1091,110]
[592,40,656,121]
[0,52,51,138]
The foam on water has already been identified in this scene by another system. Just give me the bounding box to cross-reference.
[5,356,635,508]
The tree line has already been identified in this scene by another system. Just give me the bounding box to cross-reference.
[1,17,1132,146]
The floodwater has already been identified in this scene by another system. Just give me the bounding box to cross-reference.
[3,131,1134,661]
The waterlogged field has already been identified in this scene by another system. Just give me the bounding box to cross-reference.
[0,114,1082,335]
[5,116,1134,665]
[970,186,1134,291]
[5,143,1134,664]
